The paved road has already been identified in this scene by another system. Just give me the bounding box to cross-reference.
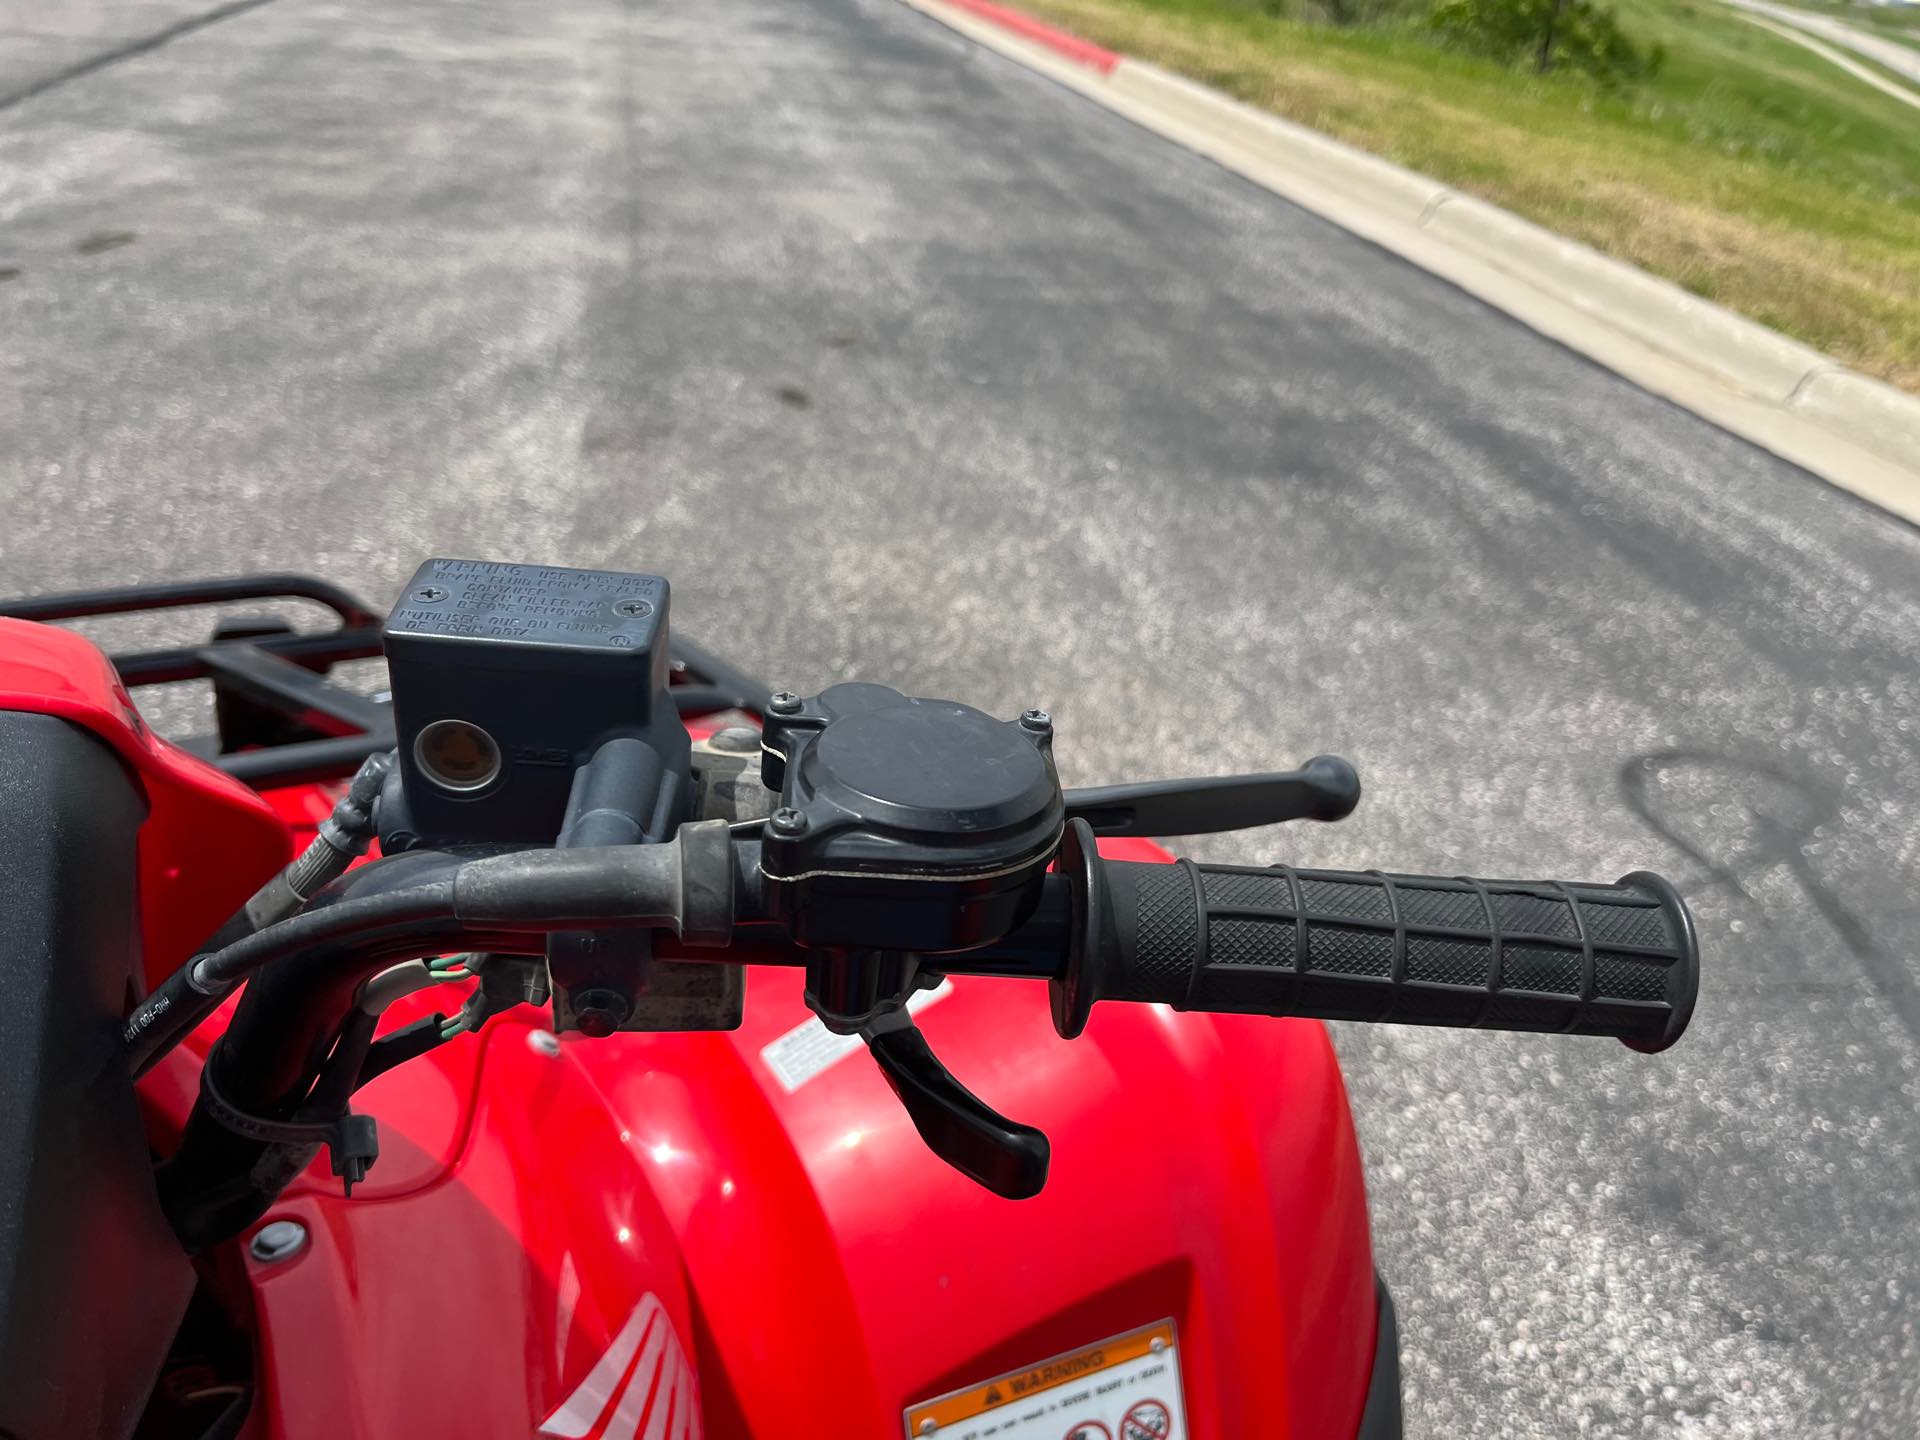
[4,1,1919,1435]
[1725,0,1920,85]
[1732,10,1920,112]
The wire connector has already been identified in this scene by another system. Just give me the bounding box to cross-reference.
[328,1114,381,1193]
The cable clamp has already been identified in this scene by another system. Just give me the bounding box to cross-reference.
[198,1049,381,1195]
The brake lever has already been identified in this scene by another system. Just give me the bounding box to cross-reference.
[862,1013,1050,1201]
[1062,754,1360,836]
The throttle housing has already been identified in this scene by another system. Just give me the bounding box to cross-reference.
[760,683,1064,951]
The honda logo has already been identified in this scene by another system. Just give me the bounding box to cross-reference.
[539,1292,702,1440]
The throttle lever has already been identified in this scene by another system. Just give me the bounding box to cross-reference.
[862,1014,1051,1200]
[1063,754,1360,837]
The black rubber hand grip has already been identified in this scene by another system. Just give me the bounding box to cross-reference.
[1096,858,1698,1051]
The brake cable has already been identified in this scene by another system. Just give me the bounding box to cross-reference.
[125,822,737,1077]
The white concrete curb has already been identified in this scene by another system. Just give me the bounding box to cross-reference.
[903,0,1920,525]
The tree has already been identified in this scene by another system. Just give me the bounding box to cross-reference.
[1536,0,1568,71]
[1428,0,1663,83]
[1262,0,1362,28]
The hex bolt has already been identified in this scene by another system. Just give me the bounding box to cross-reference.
[411,585,449,603]
[249,1220,308,1264]
[769,806,808,837]
[768,690,803,715]
[573,988,632,1039]
[612,599,654,618]
[1019,708,1052,736]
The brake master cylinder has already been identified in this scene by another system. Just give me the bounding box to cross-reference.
[379,559,740,1032]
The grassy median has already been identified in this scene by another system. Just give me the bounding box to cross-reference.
[1017,0,1920,391]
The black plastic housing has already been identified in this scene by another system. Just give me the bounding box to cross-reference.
[0,714,196,1440]
[760,684,1064,951]
[382,559,689,848]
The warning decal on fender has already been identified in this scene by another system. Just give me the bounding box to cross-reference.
[902,1320,1186,1440]
[760,979,953,1093]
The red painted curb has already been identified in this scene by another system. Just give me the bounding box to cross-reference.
[936,0,1122,73]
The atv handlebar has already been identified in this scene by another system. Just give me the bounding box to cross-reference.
[82,566,1704,1226]
[140,821,1698,1071]
[147,819,1701,1231]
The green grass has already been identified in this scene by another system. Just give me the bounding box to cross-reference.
[1017,0,1920,389]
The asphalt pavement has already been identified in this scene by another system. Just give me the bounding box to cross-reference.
[1722,0,1920,87]
[3,0,1918,1435]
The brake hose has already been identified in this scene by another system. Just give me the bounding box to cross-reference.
[128,823,737,1076]
[147,823,736,1247]
[125,879,462,1076]
[199,750,394,952]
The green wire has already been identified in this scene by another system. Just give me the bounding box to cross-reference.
[433,955,480,1039]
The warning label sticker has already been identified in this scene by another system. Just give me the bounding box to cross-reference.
[903,1320,1187,1440]
[759,979,953,1093]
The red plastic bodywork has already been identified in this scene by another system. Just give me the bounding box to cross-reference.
[0,620,290,987]
[3,629,1380,1439]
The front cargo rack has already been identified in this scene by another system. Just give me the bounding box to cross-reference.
[0,573,770,788]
